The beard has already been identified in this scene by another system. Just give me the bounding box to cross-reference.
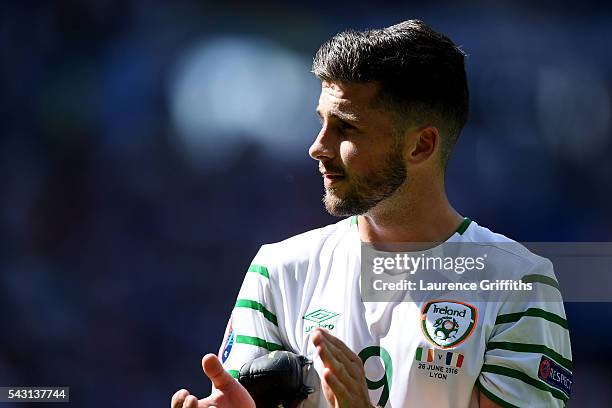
[322,138,407,216]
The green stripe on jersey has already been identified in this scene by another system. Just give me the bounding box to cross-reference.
[235,299,278,326]
[495,308,568,330]
[350,215,358,226]
[235,335,284,352]
[481,364,569,402]
[456,217,472,235]
[521,274,561,291]
[475,379,519,408]
[487,341,573,371]
[228,370,239,379]
[248,264,269,279]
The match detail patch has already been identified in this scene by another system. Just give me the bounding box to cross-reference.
[415,347,464,367]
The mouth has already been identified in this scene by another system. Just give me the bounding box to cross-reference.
[322,173,345,187]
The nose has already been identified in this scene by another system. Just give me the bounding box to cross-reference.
[308,125,336,161]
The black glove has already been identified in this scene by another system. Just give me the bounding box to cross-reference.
[238,350,314,408]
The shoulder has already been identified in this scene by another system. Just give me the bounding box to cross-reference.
[264,216,353,253]
[252,217,355,277]
[463,221,556,282]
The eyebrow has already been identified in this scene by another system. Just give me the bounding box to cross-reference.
[315,108,360,123]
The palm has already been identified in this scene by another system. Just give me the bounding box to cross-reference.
[202,380,255,408]
[197,354,255,408]
[171,354,256,408]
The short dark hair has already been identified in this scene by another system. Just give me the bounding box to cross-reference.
[312,20,469,167]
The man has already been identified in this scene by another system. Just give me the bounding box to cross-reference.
[172,20,572,407]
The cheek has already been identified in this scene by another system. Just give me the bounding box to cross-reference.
[339,143,361,178]
[339,140,384,174]
[339,141,356,162]
[339,141,369,172]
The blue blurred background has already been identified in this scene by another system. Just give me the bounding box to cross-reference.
[1,1,610,406]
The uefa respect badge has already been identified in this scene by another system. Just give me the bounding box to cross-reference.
[421,300,478,349]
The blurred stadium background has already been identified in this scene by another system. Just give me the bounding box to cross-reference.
[0,0,610,406]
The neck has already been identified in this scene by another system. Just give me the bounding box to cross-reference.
[357,177,463,243]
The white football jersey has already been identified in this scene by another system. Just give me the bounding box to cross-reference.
[219,217,572,407]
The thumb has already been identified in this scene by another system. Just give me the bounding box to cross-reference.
[202,353,235,390]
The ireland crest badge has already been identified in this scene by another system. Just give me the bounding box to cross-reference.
[421,300,477,349]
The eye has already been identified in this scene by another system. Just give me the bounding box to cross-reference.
[315,112,359,134]
[336,120,359,134]
[338,120,357,132]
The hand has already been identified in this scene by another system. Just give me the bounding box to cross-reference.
[311,328,373,408]
[170,354,255,408]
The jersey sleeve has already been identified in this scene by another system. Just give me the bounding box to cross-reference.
[477,258,573,408]
[218,245,286,379]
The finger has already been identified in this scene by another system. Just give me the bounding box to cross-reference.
[312,330,363,383]
[171,389,189,408]
[197,395,221,408]
[202,353,235,390]
[318,329,362,365]
[313,332,341,369]
[316,338,356,388]
[312,329,344,370]
[322,367,352,407]
[320,329,365,377]
[321,375,338,408]
[183,395,198,408]
[319,334,363,375]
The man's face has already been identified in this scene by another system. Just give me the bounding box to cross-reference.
[309,81,407,216]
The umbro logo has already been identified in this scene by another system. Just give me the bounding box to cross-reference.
[303,308,340,333]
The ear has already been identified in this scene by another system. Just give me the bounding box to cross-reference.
[406,125,439,164]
